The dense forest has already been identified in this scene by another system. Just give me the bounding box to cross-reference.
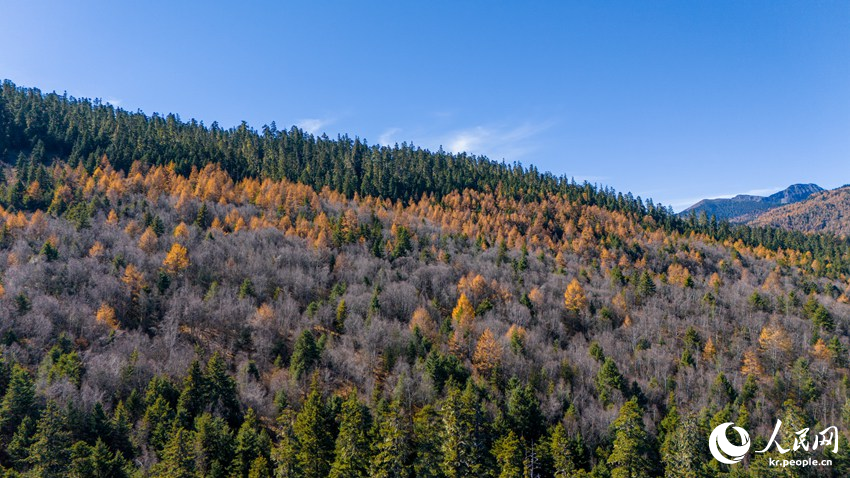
[0,80,850,477]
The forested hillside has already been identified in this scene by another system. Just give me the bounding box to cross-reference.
[1,81,850,477]
[751,187,850,238]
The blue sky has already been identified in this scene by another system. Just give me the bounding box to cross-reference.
[1,1,848,210]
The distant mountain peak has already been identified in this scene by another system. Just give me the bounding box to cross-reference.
[682,183,824,222]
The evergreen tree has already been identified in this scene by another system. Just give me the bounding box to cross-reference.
[193,413,234,478]
[0,364,35,438]
[492,430,523,478]
[595,357,625,407]
[27,401,72,478]
[441,382,487,478]
[506,383,544,442]
[294,382,333,478]
[550,423,583,477]
[661,415,707,478]
[68,439,130,478]
[142,395,175,452]
[329,394,372,478]
[607,398,651,478]
[7,415,35,468]
[175,359,207,429]
[152,427,196,478]
[412,405,445,478]
[195,203,211,229]
[290,330,321,380]
[271,409,301,478]
[370,400,412,478]
[40,240,59,261]
[205,352,241,427]
[636,271,656,299]
[231,409,268,478]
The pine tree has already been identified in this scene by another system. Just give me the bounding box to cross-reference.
[607,397,651,478]
[40,240,59,261]
[205,352,241,427]
[195,203,211,229]
[193,413,234,478]
[175,359,207,429]
[595,357,625,407]
[412,405,444,478]
[143,395,175,453]
[290,330,321,380]
[550,423,582,477]
[329,394,372,478]
[441,382,487,478]
[294,382,333,478]
[0,364,35,438]
[272,409,301,478]
[7,415,35,468]
[231,409,268,478]
[661,415,707,478]
[370,400,412,478]
[27,401,72,478]
[506,383,544,443]
[69,438,131,478]
[493,430,523,478]
[636,271,656,299]
[152,427,196,478]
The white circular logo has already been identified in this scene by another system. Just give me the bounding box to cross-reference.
[709,422,751,464]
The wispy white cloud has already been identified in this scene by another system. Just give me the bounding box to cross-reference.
[297,118,334,135]
[440,120,555,161]
[378,127,402,146]
[104,98,122,107]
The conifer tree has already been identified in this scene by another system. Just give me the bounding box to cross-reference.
[27,401,72,478]
[294,381,333,478]
[412,405,444,478]
[0,364,35,438]
[661,415,707,478]
[69,438,131,478]
[175,359,207,429]
[231,409,268,478]
[193,412,234,478]
[441,382,487,478]
[152,427,196,478]
[272,409,301,478]
[370,399,412,478]
[329,394,372,478]
[493,430,523,478]
[290,330,321,380]
[608,397,651,478]
[550,423,582,477]
[205,352,241,427]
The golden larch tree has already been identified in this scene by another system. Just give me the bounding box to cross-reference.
[473,328,502,379]
[96,303,119,330]
[138,227,159,254]
[163,243,190,274]
[452,293,476,330]
[173,222,189,239]
[564,279,588,312]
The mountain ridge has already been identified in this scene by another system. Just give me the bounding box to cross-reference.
[682,183,824,221]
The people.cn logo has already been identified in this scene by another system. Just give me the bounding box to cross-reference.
[709,423,751,464]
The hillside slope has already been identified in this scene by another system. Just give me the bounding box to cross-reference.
[750,186,850,237]
[0,82,850,476]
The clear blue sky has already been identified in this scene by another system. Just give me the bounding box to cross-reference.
[2,0,848,210]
